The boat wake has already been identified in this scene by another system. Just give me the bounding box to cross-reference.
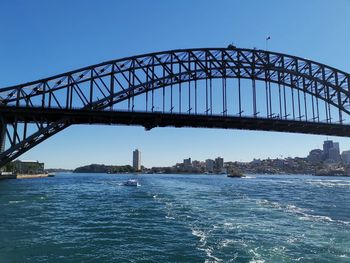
[307,179,350,188]
[191,228,223,263]
[256,199,350,225]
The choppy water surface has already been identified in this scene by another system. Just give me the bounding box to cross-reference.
[0,173,349,262]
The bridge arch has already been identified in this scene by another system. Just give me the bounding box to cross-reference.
[1,47,350,167]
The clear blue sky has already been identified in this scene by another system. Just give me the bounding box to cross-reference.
[1,0,350,169]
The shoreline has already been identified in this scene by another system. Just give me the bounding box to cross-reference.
[1,172,349,180]
[16,173,49,179]
[0,173,51,180]
[75,172,350,177]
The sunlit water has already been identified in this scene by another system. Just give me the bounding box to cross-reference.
[0,173,349,262]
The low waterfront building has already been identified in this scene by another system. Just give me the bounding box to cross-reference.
[192,160,203,168]
[273,158,285,168]
[251,159,262,165]
[13,160,44,174]
[307,149,324,163]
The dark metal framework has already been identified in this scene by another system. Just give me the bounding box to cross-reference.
[1,47,350,167]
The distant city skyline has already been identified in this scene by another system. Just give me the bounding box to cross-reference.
[17,137,350,170]
[66,139,350,170]
[2,0,350,169]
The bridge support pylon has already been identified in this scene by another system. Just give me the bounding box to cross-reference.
[0,123,6,154]
[0,123,6,171]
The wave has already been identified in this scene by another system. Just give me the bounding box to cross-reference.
[203,250,222,263]
[256,199,350,225]
[152,191,224,262]
[298,214,350,225]
[248,248,265,263]
[191,229,207,244]
[244,176,256,179]
[219,239,235,248]
[9,200,25,204]
[307,179,350,188]
[191,228,223,263]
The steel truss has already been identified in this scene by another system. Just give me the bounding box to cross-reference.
[1,47,350,167]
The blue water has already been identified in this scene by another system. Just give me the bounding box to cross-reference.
[0,173,349,263]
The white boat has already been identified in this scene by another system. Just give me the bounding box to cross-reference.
[123,179,138,186]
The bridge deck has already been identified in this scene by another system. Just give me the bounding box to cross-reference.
[1,106,350,137]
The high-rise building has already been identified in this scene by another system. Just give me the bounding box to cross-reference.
[328,147,341,162]
[214,157,224,172]
[342,151,350,165]
[183,158,191,167]
[333,142,340,151]
[205,159,214,173]
[323,140,340,162]
[323,140,334,159]
[133,149,141,171]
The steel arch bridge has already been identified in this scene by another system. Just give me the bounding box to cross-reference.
[1,46,350,167]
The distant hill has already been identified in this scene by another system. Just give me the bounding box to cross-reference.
[73,164,136,173]
[45,168,73,173]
